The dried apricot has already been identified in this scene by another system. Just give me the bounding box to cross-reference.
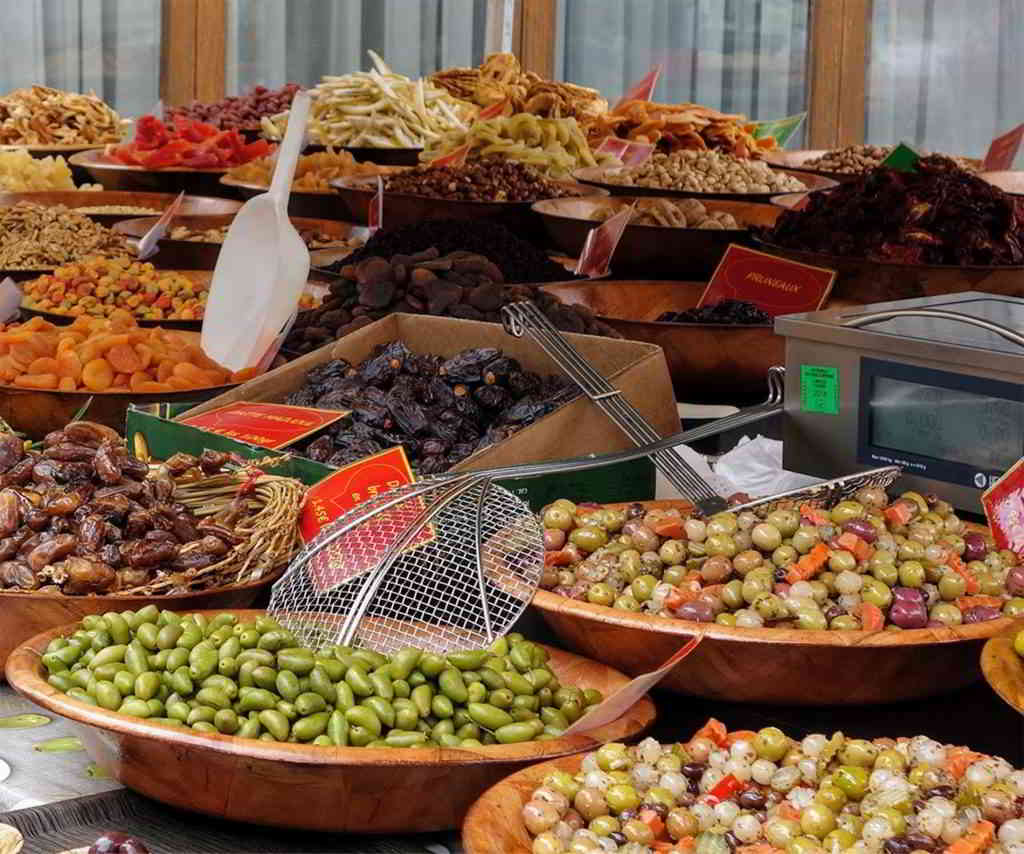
[13,373,58,390]
[27,357,58,375]
[107,343,143,374]
[81,358,114,392]
[56,351,83,381]
[156,359,176,382]
[58,377,76,392]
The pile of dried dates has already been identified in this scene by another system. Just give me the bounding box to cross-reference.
[285,247,619,356]
[289,341,579,472]
[0,420,242,595]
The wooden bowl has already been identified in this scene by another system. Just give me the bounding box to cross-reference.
[533,196,780,280]
[981,620,1024,716]
[6,612,656,832]
[69,151,231,195]
[752,237,1024,302]
[332,175,603,240]
[533,500,1010,705]
[0,573,281,673]
[572,166,837,202]
[540,280,783,403]
[0,190,241,227]
[463,754,586,854]
[219,175,350,220]
[113,215,365,269]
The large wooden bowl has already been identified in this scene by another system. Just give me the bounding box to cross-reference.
[6,612,656,832]
[540,280,782,403]
[533,196,780,280]
[981,620,1024,716]
[573,166,837,202]
[219,175,349,220]
[0,573,280,673]
[463,754,584,854]
[113,215,364,269]
[0,190,241,226]
[753,237,1024,302]
[69,151,231,195]
[332,175,603,240]
[533,501,1010,705]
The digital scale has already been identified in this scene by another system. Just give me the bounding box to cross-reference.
[776,292,1024,513]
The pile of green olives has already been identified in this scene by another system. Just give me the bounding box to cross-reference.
[541,488,1022,631]
[41,608,602,747]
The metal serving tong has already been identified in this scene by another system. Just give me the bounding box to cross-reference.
[500,301,784,515]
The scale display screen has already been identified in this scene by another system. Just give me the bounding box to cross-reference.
[869,377,1024,473]
[857,357,1024,490]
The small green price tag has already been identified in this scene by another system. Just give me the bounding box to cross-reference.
[880,142,921,172]
[800,365,839,415]
[751,112,807,147]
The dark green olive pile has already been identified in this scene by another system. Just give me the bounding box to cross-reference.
[41,609,602,747]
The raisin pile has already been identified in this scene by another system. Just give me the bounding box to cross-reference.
[290,342,578,472]
[657,299,771,325]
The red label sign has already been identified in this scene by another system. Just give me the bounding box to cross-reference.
[697,244,836,315]
[430,143,471,169]
[614,65,662,110]
[983,123,1024,171]
[594,136,654,166]
[300,447,435,592]
[369,175,384,233]
[181,402,345,449]
[983,459,1024,554]
[575,203,634,279]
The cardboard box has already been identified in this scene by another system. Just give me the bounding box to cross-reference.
[183,314,679,504]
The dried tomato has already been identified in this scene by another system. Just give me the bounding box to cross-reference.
[110,115,274,169]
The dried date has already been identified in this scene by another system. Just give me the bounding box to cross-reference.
[61,557,116,594]
[28,534,78,572]
[0,560,36,589]
[0,434,24,473]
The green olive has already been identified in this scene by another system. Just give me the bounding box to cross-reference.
[830,501,865,525]
[815,783,846,812]
[938,571,967,600]
[929,602,963,626]
[751,523,783,552]
[898,540,925,561]
[800,802,836,839]
[792,526,821,555]
[659,540,686,565]
[822,829,855,851]
[742,577,771,605]
[569,526,608,553]
[838,738,877,767]
[589,816,621,837]
[794,606,827,631]
[772,545,798,567]
[715,613,737,626]
[787,835,825,854]
[754,593,789,622]
[721,579,744,609]
[830,615,860,630]
[861,578,893,609]
[754,726,789,761]
[732,549,762,575]
[705,534,737,558]
[980,572,1005,597]
[828,550,857,573]
[1015,630,1024,658]
[874,748,905,772]
[542,507,573,531]
[1005,598,1024,618]
[766,510,800,537]
[708,512,739,535]
[630,574,658,603]
[605,783,642,813]
[898,560,925,587]
[614,595,641,612]
[586,584,615,607]
[833,765,869,799]
[871,562,899,586]
[663,566,687,586]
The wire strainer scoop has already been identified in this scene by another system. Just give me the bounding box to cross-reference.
[268,477,543,654]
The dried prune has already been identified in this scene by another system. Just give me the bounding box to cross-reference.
[440,347,500,383]
[502,397,547,424]
[418,455,448,475]
[507,370,542,398]
[305,435,335,463]
[473,385,510,410]
[387,393,428,436]
[483,356,520,385]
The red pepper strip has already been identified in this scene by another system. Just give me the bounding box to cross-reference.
[707,773,745,803]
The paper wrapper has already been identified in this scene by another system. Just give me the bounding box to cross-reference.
[564,635,702,735]
[613,66,662,110]
[574,203,633,278]
[0,279,22,324]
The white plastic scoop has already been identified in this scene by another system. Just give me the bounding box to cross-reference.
[200,90,312,372]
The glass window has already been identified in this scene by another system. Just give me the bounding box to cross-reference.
[867,0,1024,159]
[227,0,501,92]
[0,0,160,118]
[554,0,810,144]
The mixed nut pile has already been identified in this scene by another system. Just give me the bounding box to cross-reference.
[604,150,806,194]
[286,247,618,356]
[0,202,125,269]
[382,157,579,202]
[289,341,578,471]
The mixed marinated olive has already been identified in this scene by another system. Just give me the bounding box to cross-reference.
[42,610,603,748]
[521,719,1024,854]
[541,489,1019,631]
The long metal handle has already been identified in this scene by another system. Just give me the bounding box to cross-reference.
[501,302,717,502]
[843,308,1024,348]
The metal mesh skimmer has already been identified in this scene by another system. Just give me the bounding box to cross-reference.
[268,478,543,654]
